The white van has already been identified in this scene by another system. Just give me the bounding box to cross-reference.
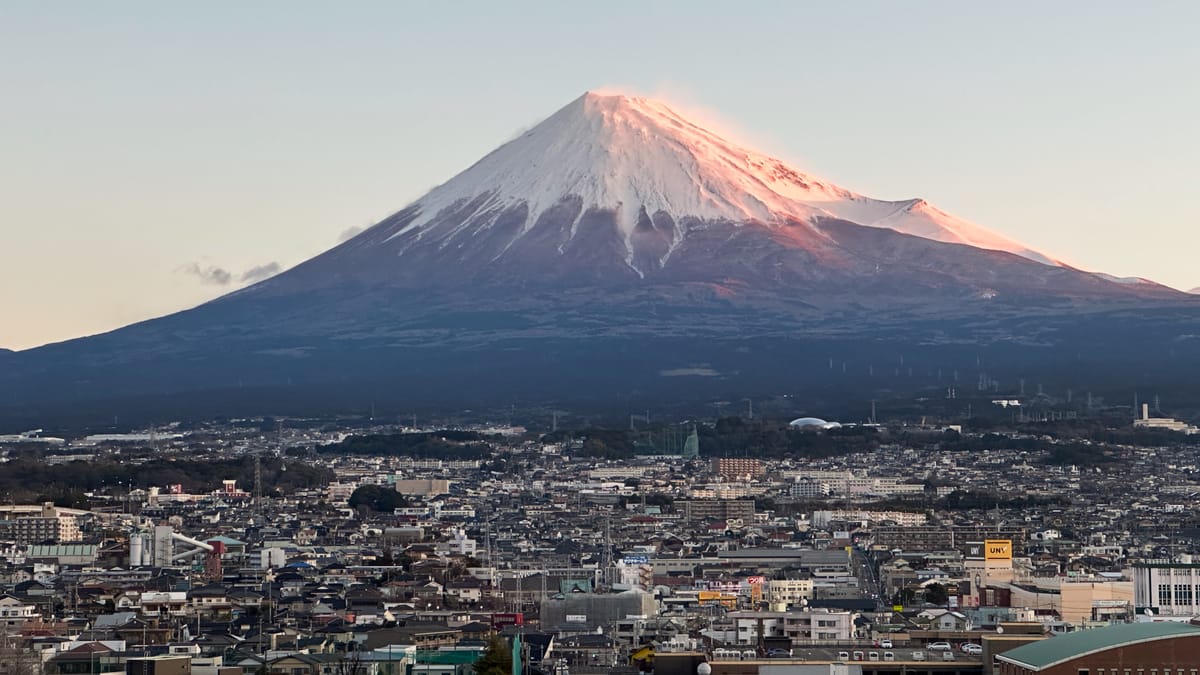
[883,651,895,662]
[911,650,926,661]
[837,651,849,662]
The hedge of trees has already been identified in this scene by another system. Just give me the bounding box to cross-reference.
[319,431,496,459]
[0,455,333,503]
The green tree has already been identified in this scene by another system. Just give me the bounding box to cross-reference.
[348,485,408,512]
[924,582,949,606]
[474,635,512,675]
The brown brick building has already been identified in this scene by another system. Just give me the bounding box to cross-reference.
[710,458,764,480]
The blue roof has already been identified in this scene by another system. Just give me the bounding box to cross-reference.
[999,623,1200,670]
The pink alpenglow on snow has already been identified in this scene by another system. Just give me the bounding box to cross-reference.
[387,91,1061,269]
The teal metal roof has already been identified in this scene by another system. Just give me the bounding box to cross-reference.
[999,623,1200,670]
[415,649,483,664]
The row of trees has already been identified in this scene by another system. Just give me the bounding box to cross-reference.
[319,431,496,459]
[0,455,333,504]
[546,417,884,460]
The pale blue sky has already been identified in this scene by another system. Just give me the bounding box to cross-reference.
[2,1,1197,349]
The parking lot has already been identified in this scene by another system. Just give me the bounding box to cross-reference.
[749,646,982,663]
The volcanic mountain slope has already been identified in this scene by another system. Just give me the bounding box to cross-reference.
[245,92,1159,302]
[2,92,1197,423]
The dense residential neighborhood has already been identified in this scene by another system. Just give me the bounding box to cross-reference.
[3,413,1200,675]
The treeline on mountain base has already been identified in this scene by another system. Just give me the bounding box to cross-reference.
[348,484,410,513]
[0,456,333,504]
[868,489,1070,513]
[317,430,496,458]
[543,417,882,460]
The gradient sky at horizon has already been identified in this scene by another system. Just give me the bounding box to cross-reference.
[2,1,1198,350]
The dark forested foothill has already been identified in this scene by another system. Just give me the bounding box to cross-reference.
[318,431,497,458]
[0,456,333,503]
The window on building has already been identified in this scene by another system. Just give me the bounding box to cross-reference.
[1176,584,1193,604]
[1160,584,1172,605]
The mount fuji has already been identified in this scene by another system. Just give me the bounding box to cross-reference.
[3,92,1198,425]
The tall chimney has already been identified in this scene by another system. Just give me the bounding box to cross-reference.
[1142,403,1150,420]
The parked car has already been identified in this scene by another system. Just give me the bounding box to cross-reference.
[911,650,926,661]
[852,651,864,661]
[929,641,953,651]
[961,643,983,655]
[766,648,790,658]
[941,651,956,661]
[837,651,849,662]
[868,651,879,661]
[878,638,893,649]
[883,651,895,662]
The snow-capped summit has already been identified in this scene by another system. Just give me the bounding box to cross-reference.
[383,91,1058,267]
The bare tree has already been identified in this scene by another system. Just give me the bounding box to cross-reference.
[0,629,40,675]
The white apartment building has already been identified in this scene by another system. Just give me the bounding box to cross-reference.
[765,579,815,606]
[1134,561,1200,617]
[726,609,856,645]
[0,595,40,629]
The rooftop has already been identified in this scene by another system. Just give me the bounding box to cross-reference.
[998,622,1200,670]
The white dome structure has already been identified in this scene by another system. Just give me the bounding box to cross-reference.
[788,417,842,430]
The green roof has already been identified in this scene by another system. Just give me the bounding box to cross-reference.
[415,649,483,664]
[206,535,246,546]
[999,623,1200,670]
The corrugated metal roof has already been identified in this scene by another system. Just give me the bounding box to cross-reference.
[27,544,98,557]
[998,623,1200,670]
